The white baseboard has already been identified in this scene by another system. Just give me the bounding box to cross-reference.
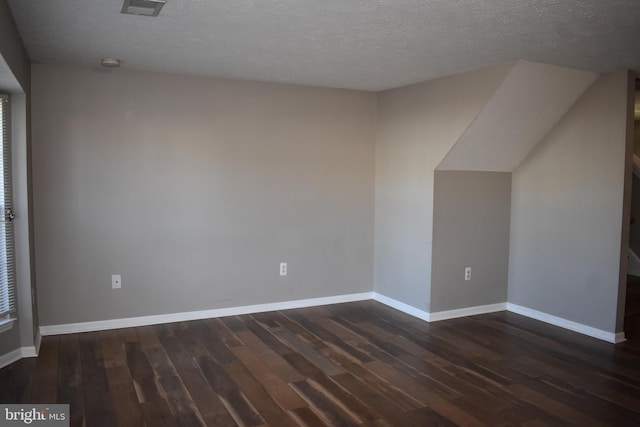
[40,292,374,336]
[614,332,627,344]
[28,291,627,354]
[372,293,506,323]
[371,294,624,345]
[20,346,37,358]
[0,345,38,370]
[429,302,507,322]
[372,292,430,321]
[0,348,23,370]
[35,329,42,354]
[506,303,620,344]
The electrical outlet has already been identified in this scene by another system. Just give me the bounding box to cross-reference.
[464,267,471,281]
[280,262,287,276]
[112,274,122,289]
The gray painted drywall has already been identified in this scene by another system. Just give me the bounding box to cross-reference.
[31,64,376,326]
[0,0,36,359]
[374,63,513,311]
[0,324,19,356]
[508,71,630,333]
[0,0,28,92]
[437,61,597,172]
[431,171,511,312]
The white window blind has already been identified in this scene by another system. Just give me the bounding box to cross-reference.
[0,93,16,324]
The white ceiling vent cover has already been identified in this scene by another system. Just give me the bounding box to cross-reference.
[121,0,166,17]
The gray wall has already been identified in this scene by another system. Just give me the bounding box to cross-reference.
[508,72,630,333]
[32,64,376,326]
[0,0,36,359]
[0,0,29,91]
[374,63,512,311]
[431,171,511,312]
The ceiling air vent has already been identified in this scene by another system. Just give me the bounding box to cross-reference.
[121,0,167,17]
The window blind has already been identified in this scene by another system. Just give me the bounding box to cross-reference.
[0,93,16,320]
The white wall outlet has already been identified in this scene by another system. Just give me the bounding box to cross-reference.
[280,262,287,276]
[464,267,471,281]
[112,274,122,289]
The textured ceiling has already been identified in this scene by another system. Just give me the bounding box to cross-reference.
[5,0,640,91]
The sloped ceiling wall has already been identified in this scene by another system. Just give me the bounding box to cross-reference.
[437,61,597,172]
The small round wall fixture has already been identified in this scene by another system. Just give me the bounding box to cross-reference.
[100,57,121,68]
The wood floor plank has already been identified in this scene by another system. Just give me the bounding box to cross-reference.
[363,359,447,406]
[283,352,379,423]
[124,341,163,403]
[30,335,59,404]
[99,330,127,368]
[109,382,144,427]
[0,357,36,403]
[140,399,175,427]
[156,323,237,425]
[205,318,244,348]
[197,354,265,426]
[137,325,163,350]
[57,334,85,427]
[292,379,362,427]
[224,359,301,427]
[79,332,117,427]
[322,350,422,412]
[143,330,207,427]
[330,372,408,420]
[282,310,374,363]
[271,327,346,376]
[233,329,306,383]
[2,301,639,426]
[290,406,330,427]
[231,345,307,410]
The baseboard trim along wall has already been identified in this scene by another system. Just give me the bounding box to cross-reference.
[371,293,506,322]
[39,292,375,336]
[0,345,38,370]
[371,292,430,321]
[506,303,624,344]
[429,303,507,322]
[33,292,624,346]
[372,293,623,343]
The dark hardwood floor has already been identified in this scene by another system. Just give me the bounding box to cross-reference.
[2,300,640,426]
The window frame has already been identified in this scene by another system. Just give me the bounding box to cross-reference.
[0,92,16,333]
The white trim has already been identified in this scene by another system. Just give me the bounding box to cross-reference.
[20,346,37,358]
[506,303,619,343]
[40,292,374,336]
[372,293,507,323]
[0,348,22,369]
[34,329,42,354]
[614,332,627,344]
[372,292,430,322]
[429,303,507,322]
[0,345,37,369]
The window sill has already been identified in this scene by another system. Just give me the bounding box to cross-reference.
[0,317,16,334]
